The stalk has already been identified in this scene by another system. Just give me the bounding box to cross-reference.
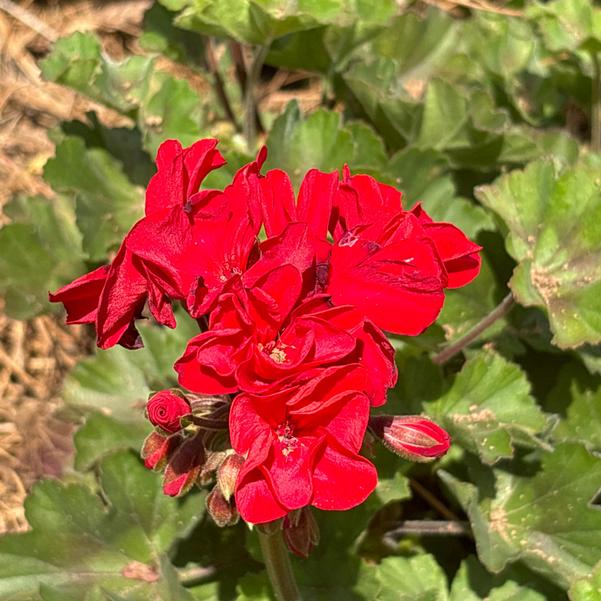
[257,522,302,601]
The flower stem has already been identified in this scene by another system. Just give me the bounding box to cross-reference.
[592,51,601,152]
[245,45,269,152]
[257,522,302,601]
[432,292,514,365]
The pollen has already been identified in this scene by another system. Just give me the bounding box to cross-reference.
[275,421,298,456]
[269,347,287,363]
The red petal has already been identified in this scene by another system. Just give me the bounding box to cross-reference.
[49,265,108,324]
[312,442,377,511]
[259,169,296,237]
[297,169,338,242]
[175,329,247,394]
[229,394,272,455]
[328,231,446,335]
[96,242,148,349]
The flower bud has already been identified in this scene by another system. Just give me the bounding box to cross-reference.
[217,453,245,501]
[163,431,205,497]
[206,485,239,527]
[283,507,320,558]
[141,431,180,471]
[146,390,191,433]
[369,415,450,462]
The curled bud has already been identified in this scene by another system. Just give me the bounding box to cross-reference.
[283,507,320,558]
[146,390,191,433]
[206,485,239,527]
[217,453,245,501]
[369,415,450,462]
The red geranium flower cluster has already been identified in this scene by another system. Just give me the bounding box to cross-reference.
[51,138,479,525]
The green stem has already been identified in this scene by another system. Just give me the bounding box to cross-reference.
[245,45,269,152]
[432,292,514,365]
[592,52,601,153]
[257,522,302,601]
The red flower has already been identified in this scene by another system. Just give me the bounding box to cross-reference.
[230,366,377,524]
[146,390,191,433]
[369,415,451,461]
[50,138,227,348]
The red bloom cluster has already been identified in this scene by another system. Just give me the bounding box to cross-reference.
[51,138,480,525]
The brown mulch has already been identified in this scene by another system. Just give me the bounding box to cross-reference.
[0,0,151,534]
[0,0,326,534]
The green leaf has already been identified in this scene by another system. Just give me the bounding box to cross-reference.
[0,451,201,600]
[449,557,546,601]
[441,443,601,589]
[546,363,601,451]
[44,136,142,261]
[41,32,209,155]
[164,0,397,45]
[265,102,386,184]
[74,413,148,472]
[476,159,601,349]
[425,350,550,464]
[375,554,448,601]
[0,195,86,319]
[570,561,601,601]
[528,0,601,56]
[63,317,198,425]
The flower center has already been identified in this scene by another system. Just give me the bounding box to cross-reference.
[259,341,288,364]
[275,420,298,457]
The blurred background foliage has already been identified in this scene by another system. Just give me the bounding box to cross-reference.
[1,0,601,599]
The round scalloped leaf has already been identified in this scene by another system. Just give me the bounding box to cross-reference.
[441,443,601,589]
[0,451,201,600]
[476,159,601,349]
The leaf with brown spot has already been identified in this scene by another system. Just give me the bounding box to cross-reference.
[476,158,601,349]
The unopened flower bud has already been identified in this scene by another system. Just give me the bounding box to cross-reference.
[206,485,239,527]
[141,431,180,471]
[217,453,245,501]
[283,507,320,558]
[146,390,191,433]
[369,415,450,462]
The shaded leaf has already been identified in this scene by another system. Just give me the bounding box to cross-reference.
[63,317,198,425]
[0,195,85,319]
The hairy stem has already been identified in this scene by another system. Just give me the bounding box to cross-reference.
[386,519,472,538]
[592,52,601,152]
[432,292,514,365]
[205,39,241,131]
[244,45,269,152]
[257,522,302,601]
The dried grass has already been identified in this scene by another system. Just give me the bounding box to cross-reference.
[0,0,150,534]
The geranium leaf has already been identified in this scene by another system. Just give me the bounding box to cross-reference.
[449,557,547,601]
[44,136,143,261]
[569,561,601,601]
[425,350,550,464]
[74,413,148,472]
[41,32,209,154]
[374,554,448,601]
[0,451,202,600]
[162,0,397,45]
[265,102,388,184]
[546,363,601,452]
[63,317,198,425]
[476,159,601,349]
[0,195,85,319]
[441,443,601,589]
